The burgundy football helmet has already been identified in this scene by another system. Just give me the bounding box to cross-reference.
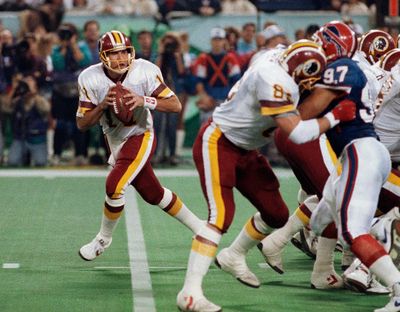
[359,30,395,64]
[312,21,357,61]
[279,40,327,91]
[98,30,135,74]
[378,48,400,71]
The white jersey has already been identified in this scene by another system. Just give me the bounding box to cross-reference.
[77,59,174,163]
[249,44,286,66]
[373,64,400,162]
[352,51,388,106]
[212,54,299,150]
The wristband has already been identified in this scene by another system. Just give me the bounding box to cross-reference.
[143,96,157,110]
[324,112,339,128]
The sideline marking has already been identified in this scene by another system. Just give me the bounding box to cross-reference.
[2,263,20,269]
[125,187,156,312]
[0,168,294,178]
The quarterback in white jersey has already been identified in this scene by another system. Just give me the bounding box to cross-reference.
[76,30,202,263]
[77,59,171,165]
[177,40,357,312]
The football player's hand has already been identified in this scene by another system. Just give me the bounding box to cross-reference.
[331,99,356,122]
[98,86,116,110]
[121,88,143,111]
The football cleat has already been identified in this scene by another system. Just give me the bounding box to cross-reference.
[311,270,344,289]
[290,228,317,259]
[177,290,222,312]
[367,278,391,295]
[79,234,112,261]
[257,241,284,275]
[215,248,260,288]
[343,258,389,294]
[374,283,400,312]
[343,259,370,292]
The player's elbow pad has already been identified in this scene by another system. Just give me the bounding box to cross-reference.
[288,119,320,144]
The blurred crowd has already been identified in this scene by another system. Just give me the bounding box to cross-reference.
[0,0,389,168]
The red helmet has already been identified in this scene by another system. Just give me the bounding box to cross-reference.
[98,30,135,74]
[313,21,357,61]
[358,30,395,64]
[378,48,400,71]
[279,40,327,91]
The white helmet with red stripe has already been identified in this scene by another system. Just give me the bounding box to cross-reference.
[98,30,135,74]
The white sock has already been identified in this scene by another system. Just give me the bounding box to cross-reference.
[183,225,222,296]
[159,187,202,234]
[369,254,400,287]
[313,237,336,273]
[99,209,121,241]
[99,197,125,241]
[229,213,272,256]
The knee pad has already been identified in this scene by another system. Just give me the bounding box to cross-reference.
[105,195,125,208]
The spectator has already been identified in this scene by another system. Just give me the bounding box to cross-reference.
[221,0,257,15]
[193,27,241,125]
[341,0,369,15]
[135,30,157,62]
[3,75,50,167]
[224,26,240,52]
[262,24,289,49]
[237,22,256,55]
[188,0,221,16]
[322,0,342,12]
[50,22,91,165]
[305,23,320,39]
[86,0,134,15]
[86,0,158,15]
[294,28,305,40]
[81,20,100,65]
[1,29,15,86]
[158,0,191,24]
[0,0,32,11]
[131,0,158,16]
[153,32,186,166]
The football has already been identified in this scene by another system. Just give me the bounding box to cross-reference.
[111,83,134,124]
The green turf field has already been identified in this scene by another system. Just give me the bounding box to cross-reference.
[0,169,390,311]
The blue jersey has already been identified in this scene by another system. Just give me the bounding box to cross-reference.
[316,58,377,156]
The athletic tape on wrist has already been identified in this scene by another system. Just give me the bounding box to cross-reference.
[324,112,339,128]
[143,96,157,110]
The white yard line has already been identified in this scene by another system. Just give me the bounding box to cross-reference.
[94,266,187,270]
[125,187,156,312]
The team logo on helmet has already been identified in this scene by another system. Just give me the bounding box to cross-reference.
[313,21,356,61]
[280,40,327,91]
[359,30,395,64]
